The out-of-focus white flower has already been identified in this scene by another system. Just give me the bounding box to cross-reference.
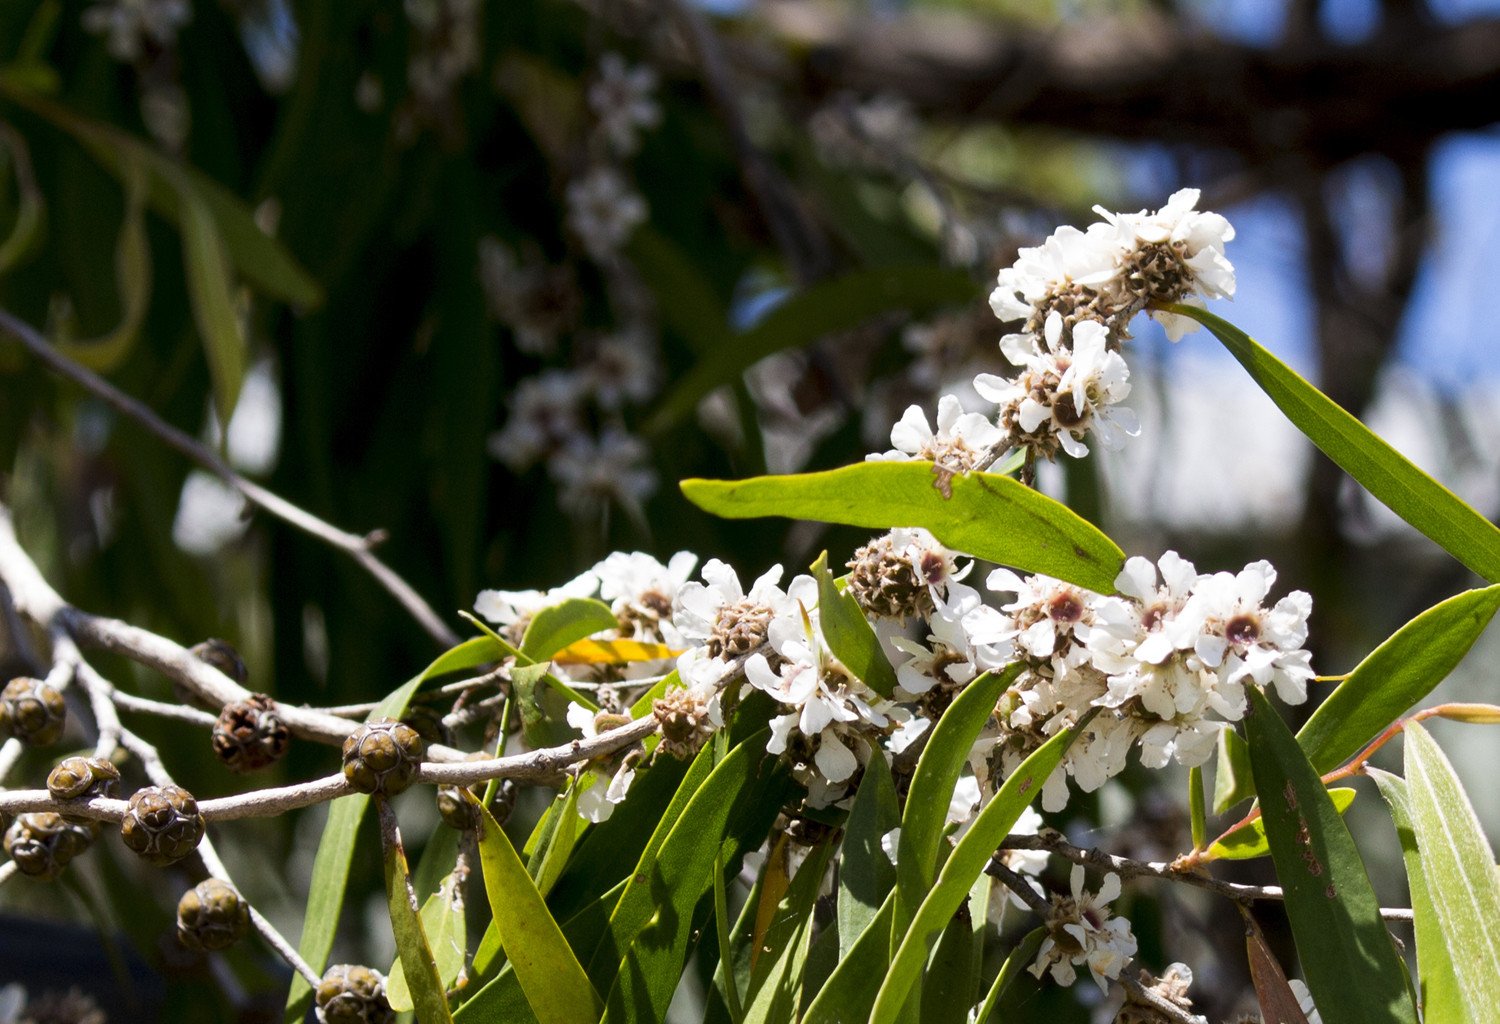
[83,0,191,62]
[477,238,577,356]
[582,329,660,409]
[567,167,647,260]
[867,394,1004,478]
[550,429,658,521]
[487,370,589,472]
[1029,866,1137,992]
[588,53,661,156]
[404,0,480,103]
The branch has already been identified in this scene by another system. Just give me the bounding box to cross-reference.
[0,307,459,648]
[997,830,1414,923]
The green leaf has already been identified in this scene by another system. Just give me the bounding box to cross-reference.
[628,668,677,719]
[1168,304,1500,583]
[461,613,596,747]
[284,637,499,1023]
[837,751,900,959]
[812,551,899,698]
[1209,788,1358,861]
[387,874,467,1012]
[380,803,454,1024]
[921,903,980,1024]
[683,462,1124,595]
[531,783,582,898]
[1297,585,1500,774]
[973,928,1046,1024]
[896,667,1018,935]
[1369,769,1467,1024]
[0,85,323,307]
[742,842,836,1024]
[520,598,619,661]
[1214,726,1255,814]
[180,185,246,430]
[1189,764,1207,852]
[469,792,602,1024]
[802,890,897,1024]
[595,733,795,1023]
[53,154,150,371]
[0,124,43,276]
[649,266,977,433]
[1401,722,1500,1023]
[1243,687,1417,1024]
[870,714,1088,1024]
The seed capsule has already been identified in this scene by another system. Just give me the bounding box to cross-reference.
[0,677,67,747]
[176,878,250,951]
[341,719,425,796]
[120,785,205,865]
[212,694,290,773]
[315,964,395,1024]
[4,811,94,880]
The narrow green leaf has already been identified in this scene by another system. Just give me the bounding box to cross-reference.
[1209,788,1358,861]
[387,874,467,1012]
[0,85,323,306]
[469,792,602,1024]
[1214,726,1255,814]
[1189,764,1207,852]
[897,668,1017,932]
[284,637,499,1022]
[973,928,1046,1024]
[380,803,454,1024]
[837,751,900,959]
[650,267,976,433]
[1244,687,1417,1024]
[596,735,794,1022]
[1402,722,1500,1023]
[1297,585,1500,773]
[921,905,980,1024]
[871,715,1087,1024]
[461,613,596,747]
[520,598,619,661]
[0,125,44,276]
[742,843,836,1024]
[683,462,1124,595]
[1169,304,1500,582]
[812,551,898,697]
[532,783,582,898]
[180,185,246,430]
[803,890,897,1024]
[713,841,746,1024]
[1369,769,1467,1024]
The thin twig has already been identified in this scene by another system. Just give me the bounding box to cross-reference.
[997,831,1414,923]
[0,307,458,648]
[1119,972,1209,1024]
[111,690,220,728]
[0,859,16,886]
[0,737,24,784]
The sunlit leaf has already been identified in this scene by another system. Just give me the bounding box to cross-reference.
[1369,769,1467,1024]
[1214,726,1255,814]
[1401,723,1500,1023]
[387,874,467,1012]
[552,638,681,665]
[1297,584,1500,774]
[1244,687,1417,1024]
[812,550,898,698]
[683,462,1124,594]
[1208,788,1357,861]
[380,802,454,1024]
[468,792,601,1024]
[1168,304,1500,582]
[871,714,1087,1024]
[520,598,619,660]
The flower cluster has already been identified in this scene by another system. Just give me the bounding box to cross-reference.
[870,190,1235,477]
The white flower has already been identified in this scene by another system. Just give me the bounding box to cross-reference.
[987,567,1096,662]
[404,0,480,102]
[567,167,647,259]
[477,238,576,356]
[1029,866,1137,992]
[487,370,589,472]
[582,329,660,409]
[890,582,1011,696]
[83,0,191,62]
[593,550,698,644]
[587,54,661,156]
[973,314,1138,459]
[1184,561,1314,706]
[550,429,658,522]
[673,560,814,675]
[867,394,1004,475]
[474,569,600,633]
[989,223,1124,327]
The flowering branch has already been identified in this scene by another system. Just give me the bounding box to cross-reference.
[0,307,459,648]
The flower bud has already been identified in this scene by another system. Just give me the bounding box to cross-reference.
[177,878,250,951]
[342,720,425,796]
[315,964,395,1024]
[4,811,94,880]
[120,785,205,865]
[0,677,67,747]
[212,694,290,773]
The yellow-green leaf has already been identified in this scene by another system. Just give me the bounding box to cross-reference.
[180,186,246,430]
[1208,788,1357,861]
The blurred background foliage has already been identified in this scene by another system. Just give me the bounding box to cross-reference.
[1,0,1499,1020]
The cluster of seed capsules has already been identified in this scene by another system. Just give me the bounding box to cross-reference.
[0,640,520,1024]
